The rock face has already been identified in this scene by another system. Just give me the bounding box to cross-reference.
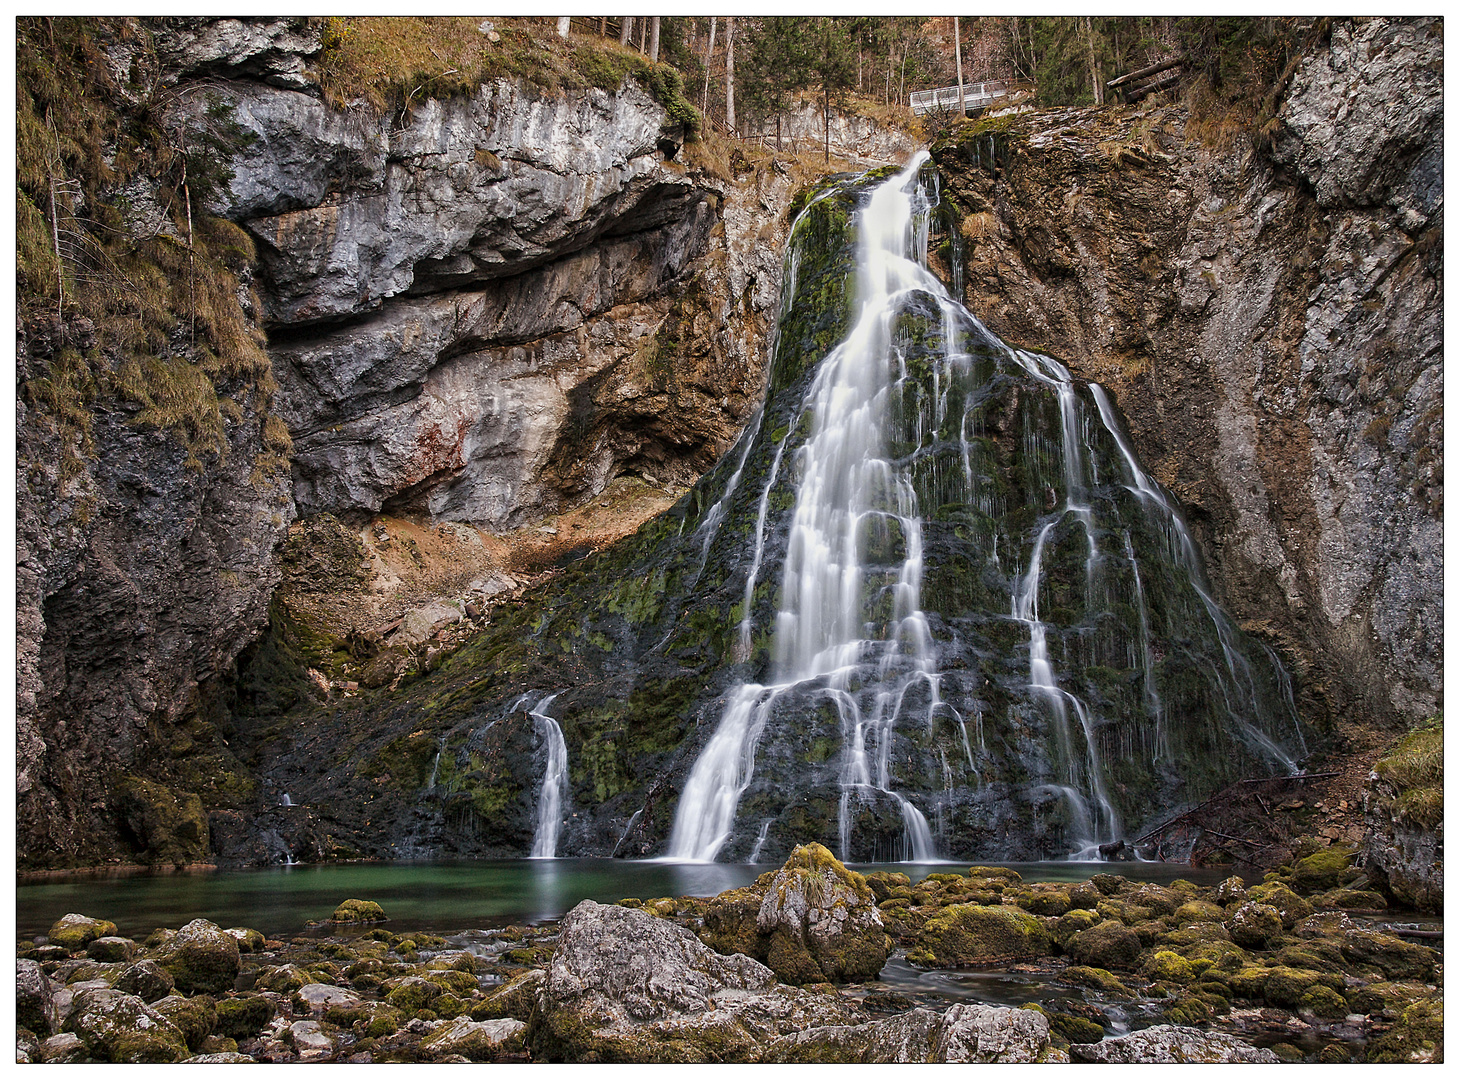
[753,843,890,983]
[206,73,798,531]
[933,16,1442,732]
[1070,1024,1279,1064]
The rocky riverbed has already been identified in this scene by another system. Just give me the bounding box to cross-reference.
[16,843,1442,1063]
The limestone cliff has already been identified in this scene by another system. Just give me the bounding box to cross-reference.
[932,16,1441,735]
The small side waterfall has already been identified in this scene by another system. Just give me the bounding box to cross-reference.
[528,693,568,859]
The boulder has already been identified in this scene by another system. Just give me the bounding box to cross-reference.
[1064,919,1142,971]
[908,904,1052,967]
[470,968,545,1022]
[48,914,118,951]
[1214,876,1249,906]
[934,1003,1052,1063]
[150,919,242,994]
[332,897,388,923]
[289,1019,336,1060]
[214,994,277,1041]
[419,1016,528,1062]
[86,936,139,963]
[1070,1024,1279,1063]
[1290,844,1359,894]
[151,993,217,1050]
[297,981,361,1014]
[1339,929,1437,982]
[1245,882,1313,928]
[761,1009,942,1063]
[1227,902,1283,949]
[35,1032,88,1063]
[533,900,854,1062]
[63,987,190,1063]
[18,958,64,1035]
[755,843,889,983]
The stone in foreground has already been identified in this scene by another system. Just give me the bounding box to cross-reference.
[1070,1024,1280,1063]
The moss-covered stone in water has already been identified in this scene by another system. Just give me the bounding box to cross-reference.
[151,994,217,1051]
[152,919,242,995]
[1226,902,1283,949]
[1143,949,1196,984]
[49,913,118,951]
[908,903,1052,968]
[332,898,388,923]
[1056,965,1136,999]
[1064,919,1141,972]
[1244,883,1312,929]
[1338,930,1437,982]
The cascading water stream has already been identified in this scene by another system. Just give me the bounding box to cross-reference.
[528,693,568,859]
[668,154,949,863]
[657,149,1301,865]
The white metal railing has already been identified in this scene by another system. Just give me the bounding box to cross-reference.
[909,80,1012,117]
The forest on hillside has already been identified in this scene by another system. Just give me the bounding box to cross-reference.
[565,15,1311,137]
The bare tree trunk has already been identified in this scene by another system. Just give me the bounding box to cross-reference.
[638,18,646,54]
[725,17,736,132]
[620,17,632,47]
[600,16,606,37]
[955,16,966,116]
[1085,16,1103,104]
[701,16,717,116]
[557,17,570,38]
[650,16,660,62]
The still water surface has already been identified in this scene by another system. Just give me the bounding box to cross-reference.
[15,858,1231,942]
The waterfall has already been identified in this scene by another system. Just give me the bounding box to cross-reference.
[668,154,944,863]
[654,149,1301,864]
[528,693,568,859]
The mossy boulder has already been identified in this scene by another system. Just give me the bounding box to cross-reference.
[700,885,768,958]
[63,988,189,1063]
[1127,884,1180,916]
[1348,980,1432,1016]
[1338,930,1437,981]
[471,969,545,1022]
[115,960,174,1003]
[1067,881,1103,911]
[1289,844,1358,895]
[1048,1012,1105,1045]
[213,994,276,1041]
[385,975,444,1013]
[1213,876,1248,906]
[1245,883,1312,929]
[908,904,1052,968]
[86,936,138,964]
[1095,898,1153,925]
[1226,902,1283,949]
[332,898,388,923]
[1260,965,1345,1008]
[150,919,241,995]
[864,872,912,903]
[17,958,63,1036]
[753,843,890,983]
[1055,966,1136,999]
[1051,908,1101,949]
[419,1015,528,1062]
[1312,887,1387,910]
[1172,900,1226,923]
[224,927,267,953]
[1009,885,1071,916]
[48,914,118,951]
[1064,919,1141,972]
[254,963,318,994]
[1297,984,1349,1018]
[1365,994,1443,1063]
[1089,873,1127,896]
[1143,949,1196,984]
[151,994,216,1051]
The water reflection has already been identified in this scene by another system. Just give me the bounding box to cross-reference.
[16,858,1233,943]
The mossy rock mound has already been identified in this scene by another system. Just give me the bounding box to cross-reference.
[1338,930,1437,982]
[1259,965,1346,1008]
[48,914,118,951]
[471,969,545,1022]
[224,927,267,953]
[907,904,1051,968]
[150,919,241,995]
[864,871,911,903]
[115,960,174,1003]
[213,995,276,1041]
[1245,883,1312,929]
[1347,979,1433,1016]
[1289,844,1358,895]
[63,988,189,1063]
[151,994,216,1051]
[1056,965,1136,999]
[1051,909,1101,949]
[1089,873,1127,896]
[254,963,318,994]
[700,885,769,958]
[1067,881,1102,911]
[1095,898,1153,925]
[1173,900,1226,923]
[1126,883,1180,916]
[755,843,889,983]
[332,899,388,923]
[1009,885,1071,917]
[1226,902,1282,949]
[384,975,444,1013]
[1143,949,1196,984]
[1064,919,1141,972]
[1214,876,1248,906]
[86,936,138,964]
[1312,887,1387,911]
[1364,992,1443,1063]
